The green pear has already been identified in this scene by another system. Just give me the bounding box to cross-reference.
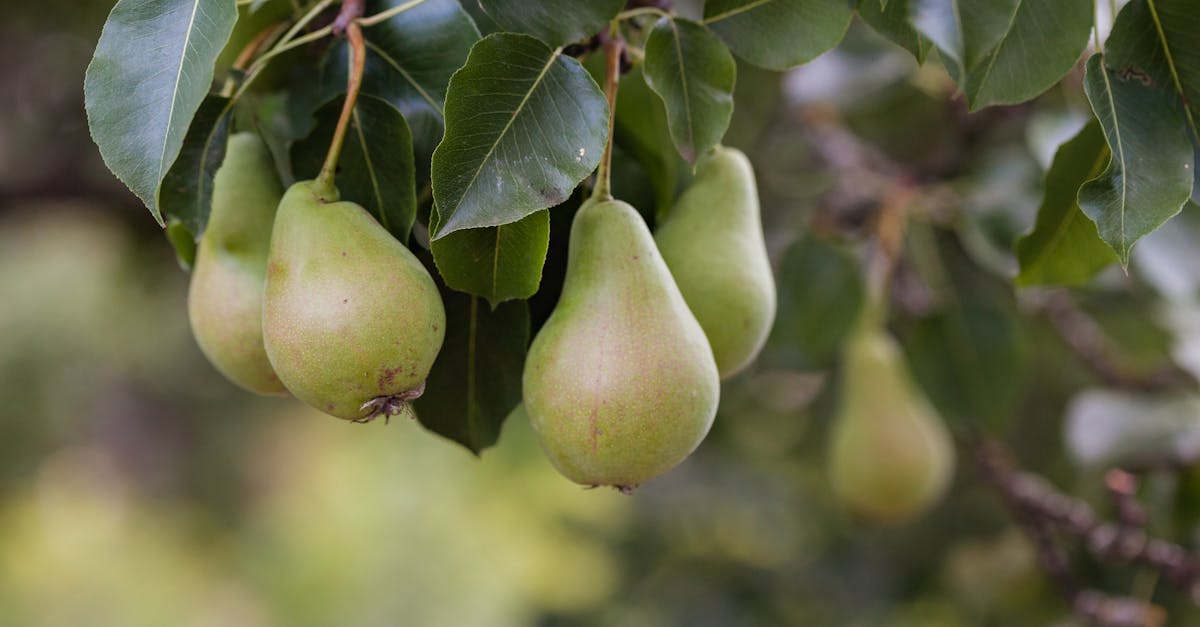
[262,180,445,421]
[523,198,720,491]
[655,145,775,379]
[188,132,286,395]
[828,319,955,522]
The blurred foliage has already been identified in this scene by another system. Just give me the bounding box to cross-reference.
[4,2,1200,625]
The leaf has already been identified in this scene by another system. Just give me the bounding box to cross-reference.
[159,95,233,237]
[1105,0,1200,141]
[908,0,1092,109]
[1015,121,1118,286]
[84,0,238,225]
[478,0,624,47]
[292,95,418,242]
[429,208,550,306]
[430,33,608,237]
[643,18,736,164]
[857,0,932,63]
[165,219,198,271]
[324,0,480,183]
[702,0,852,71]
[1079,53,1194,264]
[765,235,864,369]
[414,290,529,454]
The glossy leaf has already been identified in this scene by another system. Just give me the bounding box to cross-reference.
[643,18,736,164]
[857,0,932,63]
[909,0,1092,109]
[415,290,529,454]
[702,0,853,70]
[158,95,234,238]
[1016,121,1118,286]
[430,208,550,306]
[478,0,623,47]
[84,0,238,224]
[323,0,479,183]
[430,33,607,237]
[292,95,418,242]
[1080,54,1194,264]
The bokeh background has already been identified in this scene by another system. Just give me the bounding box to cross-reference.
[5,1,1200,625]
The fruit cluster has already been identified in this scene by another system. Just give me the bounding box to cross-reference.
[190,134,952,518]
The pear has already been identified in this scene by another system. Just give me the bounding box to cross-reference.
[262,180,445,421]
[655,145,775,379]
[188,132,287,395]
[523,198,720,491]
[828,318,955,522]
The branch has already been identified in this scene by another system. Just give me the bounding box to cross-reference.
[976,439,1199,625]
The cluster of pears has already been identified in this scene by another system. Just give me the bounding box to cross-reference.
[188,132,445,421]
[828,303,956,522]
[523,146,776,491]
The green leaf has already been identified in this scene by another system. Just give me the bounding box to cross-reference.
[766,235,864,369]
[429,208,550,306]
[703,0,852,70]
[414,290,529,454]
[643,18,736,164]
[158,95,233,237]
[1016,121,1118,286]
[909,0,1092,109]
[84,0,238,225]
[324,0,480,183]
[165,219,198,271]
[430,33,607,237]
[1105,0,1200,141]
[292,95,418,242]
[857,0,932,63]
[478,0,624,47]
[1080,53,1194,264]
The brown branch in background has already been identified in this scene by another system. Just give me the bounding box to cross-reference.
[976,439,1200,625]
[1035,290,1194,392]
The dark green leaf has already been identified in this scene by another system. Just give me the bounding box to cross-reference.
[292,95,418,242]
[643,18,736,164]
[324,0,480,184]
[159,95,233,237]
[478,0,623,47]
[1016,121,1118,286]
[431,33,607,236]
[1080,53,1194,264]
[414,290,529,454]
[703,0,852,70]
[857,0,932,63]
[1105,0,1200,141]
[84,0,238,225]
[429,208,550,306]
[909,0,1092,109]
[765,235,864,369]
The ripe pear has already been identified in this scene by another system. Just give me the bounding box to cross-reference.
[523,197,720,491]
[655,146,775,379]
[188,132,287,395]
[828,319,955,522]
[262,180,445,421]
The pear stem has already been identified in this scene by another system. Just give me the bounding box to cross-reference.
[219,22,287,98]
[591,23,623,202]
[861,184,914,327]
[317,19,367,191]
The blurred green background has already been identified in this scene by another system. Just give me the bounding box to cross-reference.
[6,1,1200,625]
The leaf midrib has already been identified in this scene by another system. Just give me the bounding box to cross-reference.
[970,0,1024,102]
[156,0,205,207]
[703,0,773,24]
[668,19,697,156]
[1145,0,1200,142]
[365,39,444,117]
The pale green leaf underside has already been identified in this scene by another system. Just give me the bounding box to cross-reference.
[430,208,550,306]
